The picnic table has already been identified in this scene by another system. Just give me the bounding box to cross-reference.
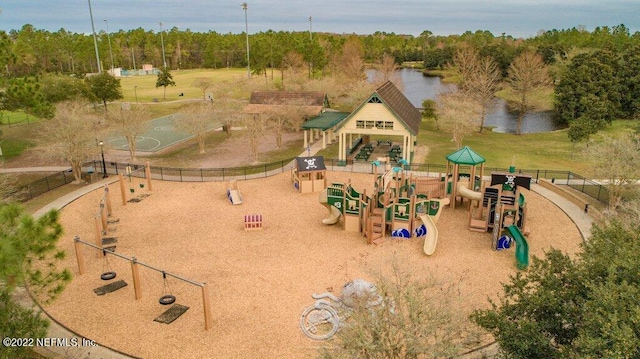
[377,140,393,146]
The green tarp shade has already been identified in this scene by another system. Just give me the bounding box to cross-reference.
[445,146,486,165]
[302,112,350,130]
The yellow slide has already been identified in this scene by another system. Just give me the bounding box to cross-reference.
[418,214,438,255]
[457,180,482,202]
[319,189,341,225]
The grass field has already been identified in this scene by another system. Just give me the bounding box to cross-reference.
[119,68,247,103]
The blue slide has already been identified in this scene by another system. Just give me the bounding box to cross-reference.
[505,225,529,270]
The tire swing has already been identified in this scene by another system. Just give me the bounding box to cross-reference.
[159,271,176,305]
[100,250,117,281]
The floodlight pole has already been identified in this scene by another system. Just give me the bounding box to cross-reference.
[159,22,167,68]
[99,141,108,178]
[104,19,115,72]
[241,3,250,78]
[309,16,313,78]
[88,0,102,73]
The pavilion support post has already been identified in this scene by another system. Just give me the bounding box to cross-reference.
[322,131,326,149]
[303,130,308,149]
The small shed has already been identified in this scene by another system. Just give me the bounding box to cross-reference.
[293,156,327,193]
[445,146,486,209]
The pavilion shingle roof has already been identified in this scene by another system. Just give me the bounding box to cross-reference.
[374,81,422,135]
[244,90,329,117]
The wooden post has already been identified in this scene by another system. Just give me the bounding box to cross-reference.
[118,173,127,205]
[145,161,153,191]
[202,283,213,331]
[131,257,142,300]
[104,185,112,216]
[74,236,86,275]
[94,216,102,258]
[100,202,108,234]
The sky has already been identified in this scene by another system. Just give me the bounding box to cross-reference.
[1,0,639,38]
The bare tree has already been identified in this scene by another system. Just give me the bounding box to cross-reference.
[0,172,19,203]
[372,53,403,90]
[451,46,502,133]
[39,100,101,183]
[436,91,481,149]
[505,51,552,135]
[466,56,502,133]
[107,104,151,160]
[214,97,246,139]
[334,37,366,82]
[280,51,307,89]
[191,77,214,100]
[241,113,266,163]
[173,102,214,154]
[319,258,481,358]
[583,133,640,209]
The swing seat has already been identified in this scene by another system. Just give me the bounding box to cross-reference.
[154,304,189,324]
[159,294,176,305]
[94,280,128,296]
[100,271,117,281]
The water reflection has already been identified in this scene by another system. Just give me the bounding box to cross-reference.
[370,68,562,133]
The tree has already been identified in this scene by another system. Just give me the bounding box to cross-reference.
[156,66,176,99]
[436,91,481,148]
[40,73,94,104]
[319,260,481,358]
[421,98,439,130]
[371,53,402,89]
[85,72,123,112]
[583,133,640,209]
[241,113,266,163]
[504,51,552,135]
[0,203,72,359]
[173,102,213,153]
[107,104,151,160]
[555,50,622,140]
[191,77,214,100]
[38,100,101,182]
[1,76,54,119]
[472,219,640,359]
[465,54,502,133]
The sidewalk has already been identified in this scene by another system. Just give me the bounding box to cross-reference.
[531,183,593,241]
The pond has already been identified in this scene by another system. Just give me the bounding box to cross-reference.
[370,68,562,133]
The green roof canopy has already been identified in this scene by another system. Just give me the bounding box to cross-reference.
[446,146,486,165]
[302,111,350,130]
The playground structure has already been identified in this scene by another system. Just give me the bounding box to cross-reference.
[244,214,264,231]
[319,165,449,255]
[445,147,531,269]
[73,236,213,331]
[117,162,153,205]
[227,180,243,205]
[292,156,327,193]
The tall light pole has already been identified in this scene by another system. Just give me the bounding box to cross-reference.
[104,19,115,72]
[87,0,102,73]
[309,16,313,78]
[98,141,108,178]
[159,21,167,68]
[241,3,250,78]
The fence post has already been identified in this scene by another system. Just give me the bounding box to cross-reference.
[222,168,225,181]
[200,169,203,182]
[264,164,267,178]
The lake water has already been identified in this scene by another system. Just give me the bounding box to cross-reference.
[373,68,561,133]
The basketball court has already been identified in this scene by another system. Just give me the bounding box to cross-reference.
[107,114,222,153]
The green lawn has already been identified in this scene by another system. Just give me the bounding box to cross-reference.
[119,68,247,103]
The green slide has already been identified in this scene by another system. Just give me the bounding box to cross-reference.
[506,225,529,270]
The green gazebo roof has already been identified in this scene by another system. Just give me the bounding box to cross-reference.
[446,146,486,165]
[302,112,350,130]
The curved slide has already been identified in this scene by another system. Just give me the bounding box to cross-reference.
[319,189,341,225]
[505,225,529,270]
[456,180,482,202]
[418,214,438,255]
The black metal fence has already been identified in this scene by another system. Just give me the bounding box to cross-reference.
[14,158,610,205]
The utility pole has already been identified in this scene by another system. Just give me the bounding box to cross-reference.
[159,21,167,68]
[241,3,250,78]
[104,19,115,72]
[88,0,101,73]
